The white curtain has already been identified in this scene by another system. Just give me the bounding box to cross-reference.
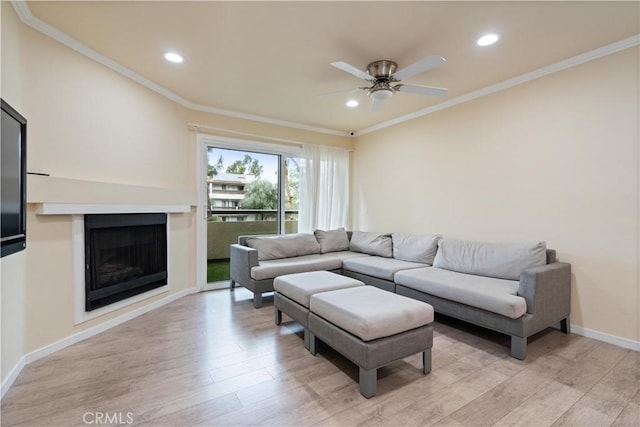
[298,144,350,233]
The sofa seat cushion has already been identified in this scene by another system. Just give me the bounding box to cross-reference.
[274,271,364,308]
[395,267,526,319]
[310,286,434,341]
[251,255,342,281]
[342,256,427,281]
[320,251,371,262]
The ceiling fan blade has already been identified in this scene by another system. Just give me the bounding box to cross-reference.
[317,87,362,98]
[396,84,448,97]
[393,55,445,81]
[330,61,374,81]
[372,98,386,112]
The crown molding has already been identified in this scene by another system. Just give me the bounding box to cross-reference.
[185,101,347,136]
[359,34,640,135]
[10,1,347,137]
[11,2,639,138]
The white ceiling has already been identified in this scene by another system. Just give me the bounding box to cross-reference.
[25,1,640,134]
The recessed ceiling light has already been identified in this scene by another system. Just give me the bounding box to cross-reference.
[164,52,183,63]
[477,34,499,47]
[345,99,359,108]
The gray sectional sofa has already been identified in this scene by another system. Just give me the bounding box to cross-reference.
[229,228,571,359]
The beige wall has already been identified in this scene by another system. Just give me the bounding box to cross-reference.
[352,47,639,342]
[22,31,192,189]
[1,3,27,384]
[1,252,26,384]
[2,8,198,354]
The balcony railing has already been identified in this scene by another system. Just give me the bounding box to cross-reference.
[207,209,299,254]
[209,208,299,215]
[207,209,299,282]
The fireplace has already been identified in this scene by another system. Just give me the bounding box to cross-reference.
[84,213,167,311]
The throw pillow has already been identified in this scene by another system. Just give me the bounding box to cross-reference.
[314,227,350,253]
[433,238,547,280]
[349,231,393,258]
[246,234,321,261]
[392,233,441,264]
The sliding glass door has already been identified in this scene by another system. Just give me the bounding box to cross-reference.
[204,146,301,286]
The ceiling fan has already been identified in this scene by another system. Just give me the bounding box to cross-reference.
[323,55,448,111]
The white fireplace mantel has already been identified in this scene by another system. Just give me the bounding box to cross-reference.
[36,203,190,215]
[28,174,198,214]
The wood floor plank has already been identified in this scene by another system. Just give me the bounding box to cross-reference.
[376,378,485,426]
[440,368,551,426]
[528,353,611,393]
[260,383,368,426]
[128,368,274,425]
[612,395,640,427]
[212,383,317,426]
[1,288,638,427]
[552,402,617,427]
[139,392,243,426]
[553,349,639,427]
[493,381,584,426]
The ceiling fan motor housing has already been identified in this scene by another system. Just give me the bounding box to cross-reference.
[366,60,398,80]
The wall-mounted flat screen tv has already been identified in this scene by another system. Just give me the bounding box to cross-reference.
[1,98,27,257]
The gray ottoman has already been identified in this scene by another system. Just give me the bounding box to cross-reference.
[273,271,365,348]
[308,286,434,398]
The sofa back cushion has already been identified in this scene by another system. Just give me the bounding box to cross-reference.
[314,228,350,253]
[433,238,547,280]
[349,231,393,258]
[392,233,441,265]
[245,234,321,261]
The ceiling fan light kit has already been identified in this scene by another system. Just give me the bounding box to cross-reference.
[369,87,394,103]
[325,55,448,110]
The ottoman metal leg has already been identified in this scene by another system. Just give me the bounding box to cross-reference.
[275,307,282,325]
[359,367,377,398]
[309,332,317,355]
[423,350,432,374]
[303,329,310,350]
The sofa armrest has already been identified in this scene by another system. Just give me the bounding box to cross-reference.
[230,243,259,285]
[518,262,571,317]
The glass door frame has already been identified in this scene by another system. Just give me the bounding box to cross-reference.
[196,134,301,291]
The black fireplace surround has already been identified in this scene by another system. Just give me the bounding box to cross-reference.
[84,213,167,311]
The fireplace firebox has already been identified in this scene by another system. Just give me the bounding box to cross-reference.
[84,213,167,311]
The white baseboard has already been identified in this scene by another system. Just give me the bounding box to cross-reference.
[1,287,197,399]
[1,356,25,399]
[201,280,231,291]
[571,324,640,351]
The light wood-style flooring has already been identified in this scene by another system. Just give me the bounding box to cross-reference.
[1,288,639,426]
